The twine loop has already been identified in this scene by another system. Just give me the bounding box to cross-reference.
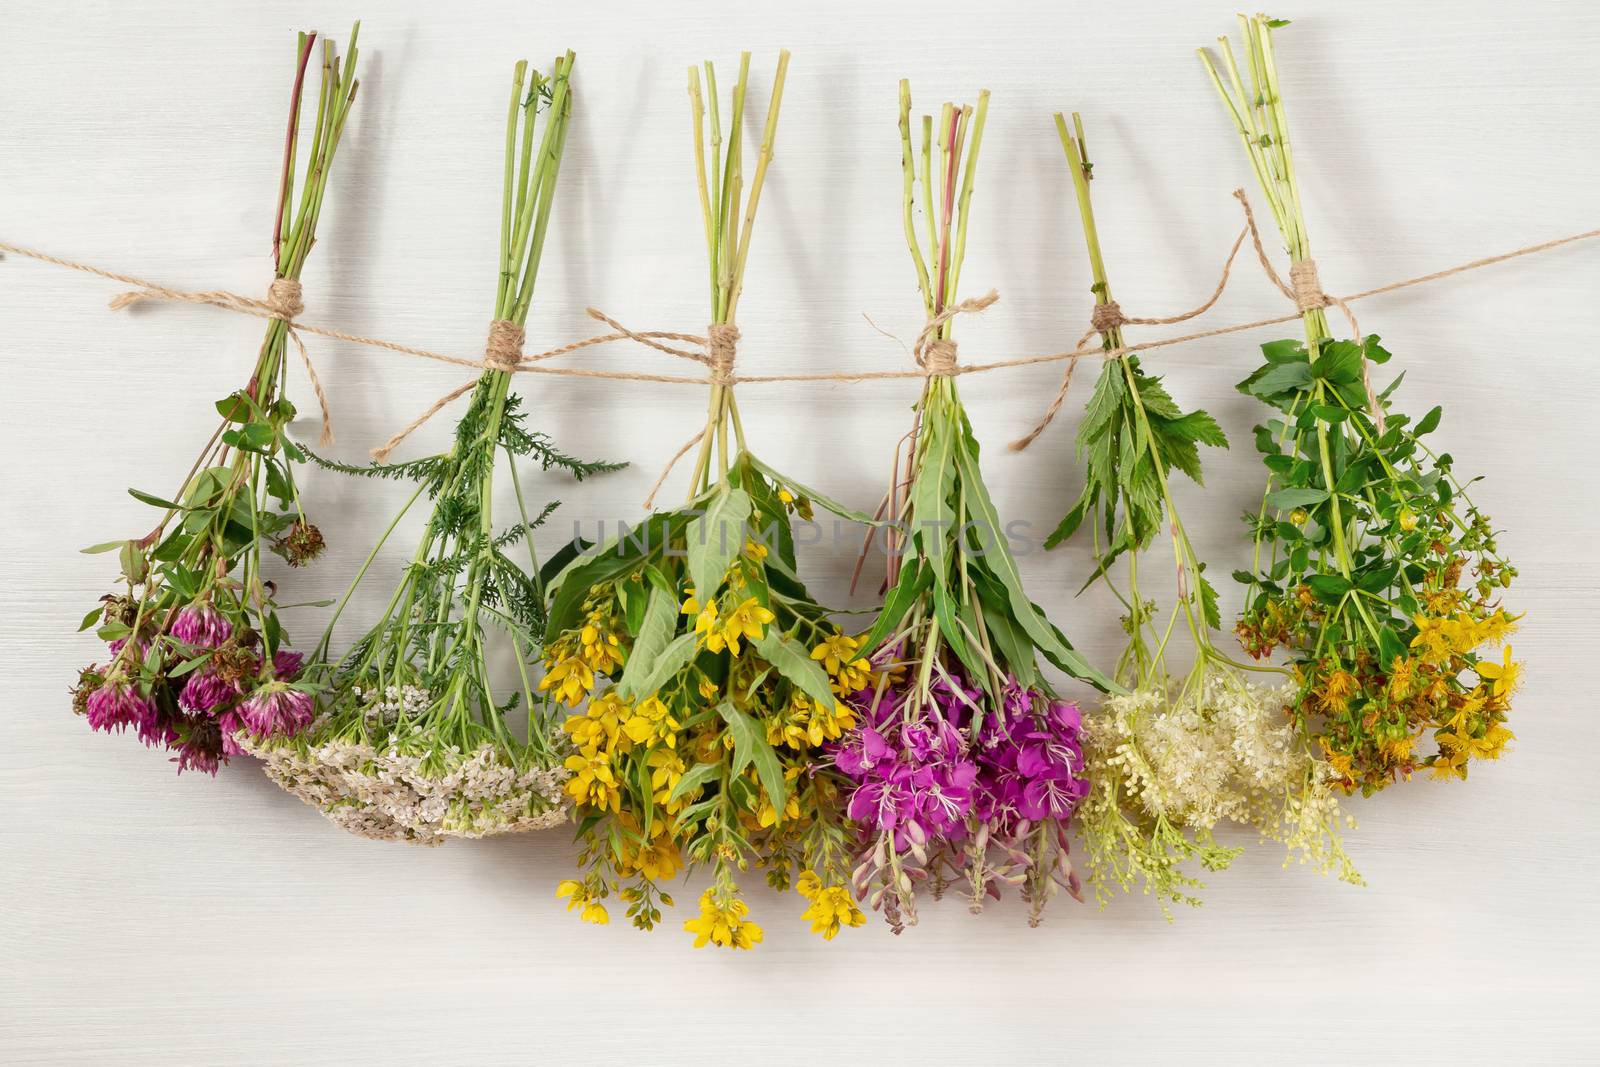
[485,319,526,372]
[922,338,959,376]
[1289,259,1328,312]
[266,277,305,320]
[1090,300,1126,334]
[707,322,740,384]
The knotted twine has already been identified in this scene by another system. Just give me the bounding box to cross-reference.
[637,321,741,509]
[5,206,1597,456]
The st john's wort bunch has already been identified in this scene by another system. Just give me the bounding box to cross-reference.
[1038,114,1358,914]
[73,27,360,774]
[544,53,869,949]
[244,54,624,844]
[828,83,1118,934]
[1202,17,1519,795]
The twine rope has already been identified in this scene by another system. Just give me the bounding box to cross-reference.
[2,205,1595,451]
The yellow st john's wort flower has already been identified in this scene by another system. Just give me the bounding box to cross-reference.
[719,597,775,657]
[1410,615,1455,664]
[556,880,610,925]
[1474,644,1520,698]
[622,694,680,748]
[683,888,764,950]
[796,872,866,941]
[539,655,595,708]
[564,750,622,812]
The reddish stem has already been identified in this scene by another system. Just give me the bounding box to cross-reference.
[272,32,318,263]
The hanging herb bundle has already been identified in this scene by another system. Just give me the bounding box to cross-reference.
[245,53,623,845]
[544,52,869,949]
[1038,115,1358,913]
[1201,17,1519,795]
[72,27,361,775]
[830,83,1116,934]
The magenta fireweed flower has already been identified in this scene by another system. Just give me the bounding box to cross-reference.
[237,682,313,738]
[171,604,233,649]
[831,663,1087,926]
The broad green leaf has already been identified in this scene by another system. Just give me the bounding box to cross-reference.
[716,701,788,813]
[617,631,700,700]
[667,761,724,805]
[753,627,837,708]
[1414,405,1442,436]
[1308,573,1353,600]
[686,485,752,603]
[77,606,104,632]
[742,452,881,525]
[1264,487,1329,511]
[951,439,1117,692]
[616,584,680,698]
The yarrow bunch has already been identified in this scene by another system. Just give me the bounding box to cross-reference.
[1041,114,1357,911]
[73,28,360,775]
[1202,18,1520,794]
[544,52,867,949]
[833,82,1118,933]
[248,53,623,843]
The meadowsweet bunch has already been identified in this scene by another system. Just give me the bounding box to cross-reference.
[247,54,623,842]
[1202,17,1519,794]
[71,28,360,775]
[544,53,866,949]
[1042,114,1357,912]
[833,83,1117,933]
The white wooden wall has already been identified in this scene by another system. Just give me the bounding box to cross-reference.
[3,1,1596,1062]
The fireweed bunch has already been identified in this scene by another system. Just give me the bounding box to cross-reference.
[545,53,866,949]
[247,54,624,842]
[1202,18,1519,794]
[1042,114,1357,912]
[72,28,361,775]
[831,83,1118,934]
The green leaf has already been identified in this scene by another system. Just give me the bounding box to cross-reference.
[1042,486,1090,550]
[667,761,724,805]
[128,488,182,511]
[1414,405,1442,436]
[1311,340,1365,384]
[1243,361,1312,397]
[686,485,752,602]
[545,510,689,637]
[81,540,128,555]
[1260,338,1306,364]
[951,437,1116,692]
[1265,487,1329,511]
[741,453,880,525]
[78,606,105,632]
[616,584,680,699]
[909,414,956,587]
[753,628,837,709]
[1198,571,1221,632]
[617,631,700,700]
[863,562,931,649]
[1308,573,1353,600]
[1161,410,1228,448]
[716,701,787,813]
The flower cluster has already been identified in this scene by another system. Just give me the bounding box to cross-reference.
[1079,679,1360,912]
[76,598,313,775]
[1207,16,1521,794]
[834,665,1087,929]
[242,688,569,845]
[545,522,866,948]
[71,30,357,777]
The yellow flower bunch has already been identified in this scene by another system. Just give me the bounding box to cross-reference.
[796,871,865,941]
[683,886,764,950]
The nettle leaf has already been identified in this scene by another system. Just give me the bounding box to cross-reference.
[1198,570,1221,632]
[716,701,787,813]
[1161,410,1228,448]
[686,485,752,602]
